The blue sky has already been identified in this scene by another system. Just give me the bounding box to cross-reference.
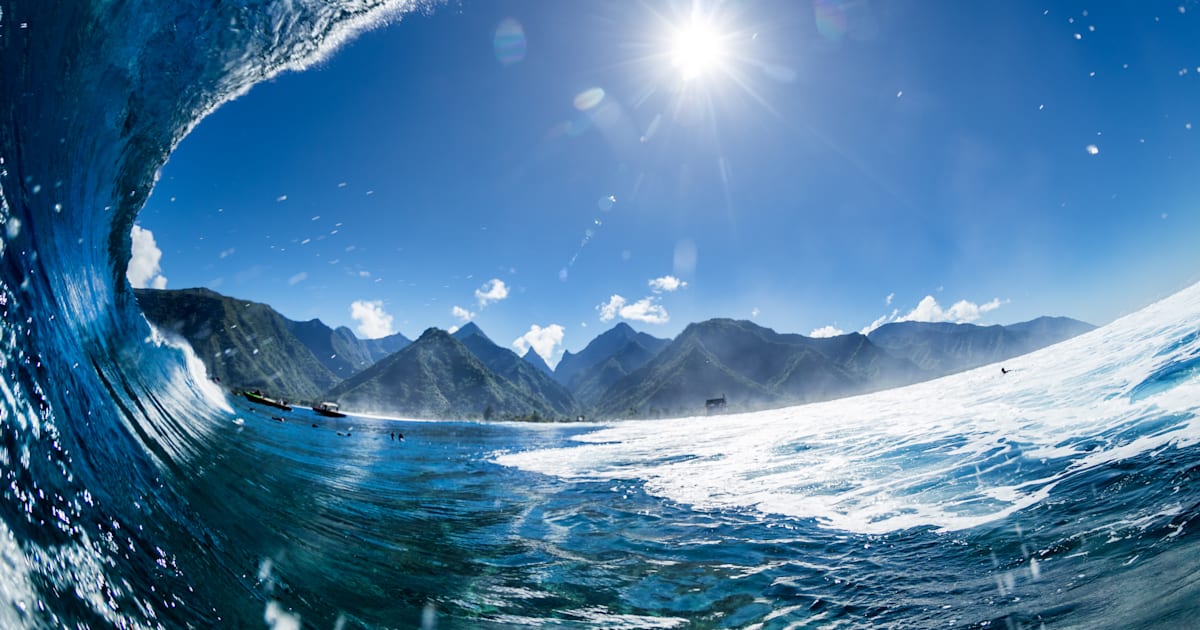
[132,0,1200,366]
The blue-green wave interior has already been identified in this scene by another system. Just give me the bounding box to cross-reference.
[2,2,1200,628]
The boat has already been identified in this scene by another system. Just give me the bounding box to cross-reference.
[312,401,346,418]
[242,390,292,411]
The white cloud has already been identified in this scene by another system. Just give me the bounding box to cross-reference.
[810,325,845,338]
[751,307,760,318]
[475,278,509,307]
[860,309,900,335]
[349,300,396,339]
[219,248,235,259]
[597,294,670,324]
[447,325,460,334]
[902,296,943,323]
[287,272,307,286]
[648,275,688,292]
[127,225,168,289]
[622,297,669,324]
[451,305,475,322]
[597,295,626,322]
[512,324,566,365]
[860,295,1007,335]
[900,295,1004,324]
[885,292,895,306]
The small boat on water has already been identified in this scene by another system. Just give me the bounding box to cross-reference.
[312,401,346,418]
[242,390,292,411]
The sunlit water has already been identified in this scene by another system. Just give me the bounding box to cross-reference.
[2,1,1199,628]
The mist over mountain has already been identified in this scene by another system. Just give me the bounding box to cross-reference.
[554,322,671,409]
[555,322,670,386]
[867,316,1095,374]
[595,319,927,418]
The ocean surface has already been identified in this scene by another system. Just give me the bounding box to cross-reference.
[2,2,1200,628]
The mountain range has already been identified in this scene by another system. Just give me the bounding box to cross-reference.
[134,287,1095,420]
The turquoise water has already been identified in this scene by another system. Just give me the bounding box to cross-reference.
[2,1,1200,627]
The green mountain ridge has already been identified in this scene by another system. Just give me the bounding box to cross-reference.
[134,288,340,401]
[596,319,926,417]
[452,326,579,417]
[134,287,1096,421]
[867,317,1095,374]
[326,328,561,420]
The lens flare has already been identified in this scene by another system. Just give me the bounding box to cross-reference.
[573,87,606,111]
[493,18,527,66]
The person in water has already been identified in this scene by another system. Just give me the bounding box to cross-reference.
[1001,367,1010,374]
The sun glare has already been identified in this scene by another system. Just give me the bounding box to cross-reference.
[670,20,727,80]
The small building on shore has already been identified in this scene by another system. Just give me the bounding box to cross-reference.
[705,394,727,415]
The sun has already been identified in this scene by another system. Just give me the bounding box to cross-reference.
[669,20,728,81]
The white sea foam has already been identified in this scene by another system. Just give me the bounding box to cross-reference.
[0,520,36,629]
[497,283,1200,535]
[143,322,232,414]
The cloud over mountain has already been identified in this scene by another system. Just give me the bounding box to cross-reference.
[350,300,395,339]
[127,225,168,289]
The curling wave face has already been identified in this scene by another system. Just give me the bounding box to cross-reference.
[0,1,414,626]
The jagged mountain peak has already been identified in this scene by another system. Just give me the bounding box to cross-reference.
[452,321,490,342]
[418,327,452,342]
[522,348,554,376]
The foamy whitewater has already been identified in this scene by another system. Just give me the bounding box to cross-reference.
[498,286,1200,536]
[2,1,1199,628]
